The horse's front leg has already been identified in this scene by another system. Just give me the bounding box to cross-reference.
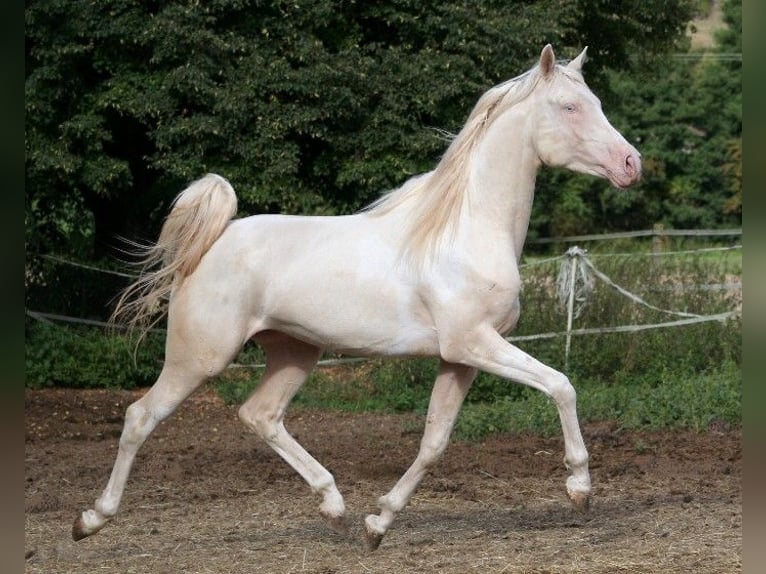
[443,323,591,511]
[364,360,476,550]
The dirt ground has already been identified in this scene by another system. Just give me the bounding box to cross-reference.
[25,387,741,574]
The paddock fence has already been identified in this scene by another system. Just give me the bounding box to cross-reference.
[25,228,742,382]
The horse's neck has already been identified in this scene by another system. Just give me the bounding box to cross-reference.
[467,106,540,258]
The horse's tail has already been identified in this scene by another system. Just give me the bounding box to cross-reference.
[111,173,238,339]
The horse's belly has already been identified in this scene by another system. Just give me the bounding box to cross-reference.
[266,294,440,357]
[260,259,439,356]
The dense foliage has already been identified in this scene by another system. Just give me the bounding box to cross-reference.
[26,0,705,265]
[529,1,742,239]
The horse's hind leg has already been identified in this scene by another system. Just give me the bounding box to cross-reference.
[72,361,209,540]
[72,308,243,541]
[364,360,477,550]
[237,334,347,533]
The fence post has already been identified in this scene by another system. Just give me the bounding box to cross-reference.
[564,247,579,371]
[652,223,666,267]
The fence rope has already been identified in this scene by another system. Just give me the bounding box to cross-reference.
[36,239,743,276]
[207,310,742,371]
[505,311,737,343]
[577,252,703,319]
[28,241,741,372]
[25,309,167,332]
[518,244,742,271]
[588,244,742,259]
[26,309,115,329]
[39,254,137,278]
[546,245,740,367]
[528,227,742,244]
[229,357,368,370]
[519,254,565,268]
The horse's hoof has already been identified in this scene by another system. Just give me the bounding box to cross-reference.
[72,510,107,541]
[363,528,383,551]
[363,515,385,551]
[567,489,590,512]
[72,516,90,541]
[321,511,351,537]
[566,475,591,512]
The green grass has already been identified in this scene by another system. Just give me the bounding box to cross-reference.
[25,320,165,389]
[213,356,741,441]
[215,357,439,412]
[454,360,741,440]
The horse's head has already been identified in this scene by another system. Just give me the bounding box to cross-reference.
[532,45,641,188]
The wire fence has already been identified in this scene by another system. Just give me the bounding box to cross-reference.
[26,228,742,373]
[526,227,742,244]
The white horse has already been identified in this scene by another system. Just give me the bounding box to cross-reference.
[73,45,641,550]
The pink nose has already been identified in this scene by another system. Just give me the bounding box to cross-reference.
[625,152,642,181]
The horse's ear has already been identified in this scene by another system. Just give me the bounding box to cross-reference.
[567,47,588,72]
[540,44,556,77]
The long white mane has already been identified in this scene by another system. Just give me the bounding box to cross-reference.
[365,64,547,260]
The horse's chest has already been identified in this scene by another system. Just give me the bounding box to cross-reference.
[444,273,521,332]
[478,281,521,333]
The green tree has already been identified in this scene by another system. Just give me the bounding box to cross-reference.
[714,0,742,218]
[530,0,741,238]
[613,0,740,230]
[26,0,696,273]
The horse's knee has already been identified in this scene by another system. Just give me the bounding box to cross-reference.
[237,403,258,431]
[549,373,576,407]
[419,435,450,466]
[120,391,180,448]
[238,402,281,442]
[120,402,152,447]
